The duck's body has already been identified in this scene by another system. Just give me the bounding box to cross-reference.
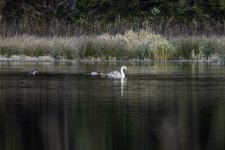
[29,69,38,75]
[106,66,127,79]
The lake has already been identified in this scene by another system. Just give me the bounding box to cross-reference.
[0,61,224,150]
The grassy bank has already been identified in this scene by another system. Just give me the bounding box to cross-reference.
[0,30,225,62]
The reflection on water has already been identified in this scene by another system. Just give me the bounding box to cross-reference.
[0,62,225,150]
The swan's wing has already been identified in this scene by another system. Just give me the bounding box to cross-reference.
[106,71,121,78]
[107,71,120,76]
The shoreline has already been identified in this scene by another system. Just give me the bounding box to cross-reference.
[0,55,224,65]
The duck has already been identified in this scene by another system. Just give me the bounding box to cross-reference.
[29,69,38,75]
[106,66,127,79]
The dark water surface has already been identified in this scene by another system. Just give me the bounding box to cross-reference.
[0,62,224,150]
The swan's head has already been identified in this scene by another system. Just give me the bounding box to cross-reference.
[121,66,127,70]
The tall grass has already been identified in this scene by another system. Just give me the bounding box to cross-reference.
[0,30,176,60]
[171,36,225,61]
[0,35,81,60]
[1,18,225,37]
[1,30,225,61]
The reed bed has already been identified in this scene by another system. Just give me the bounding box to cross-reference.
[0,30,225,62]
[0,35,81,60]
[1,18,225,37]
[171,36,225,62]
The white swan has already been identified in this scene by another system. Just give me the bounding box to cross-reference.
[29,69,38,75]
[106,66,127,79]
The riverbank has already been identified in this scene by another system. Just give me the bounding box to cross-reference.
[1,30,225,63]
[0,55,223,64]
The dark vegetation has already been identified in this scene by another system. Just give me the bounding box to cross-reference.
[0,0,225,36]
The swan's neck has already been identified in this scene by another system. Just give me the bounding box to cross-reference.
[121,67,125,78]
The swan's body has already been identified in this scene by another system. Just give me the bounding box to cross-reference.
[29,69,38,75]
[106,66,127,79]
